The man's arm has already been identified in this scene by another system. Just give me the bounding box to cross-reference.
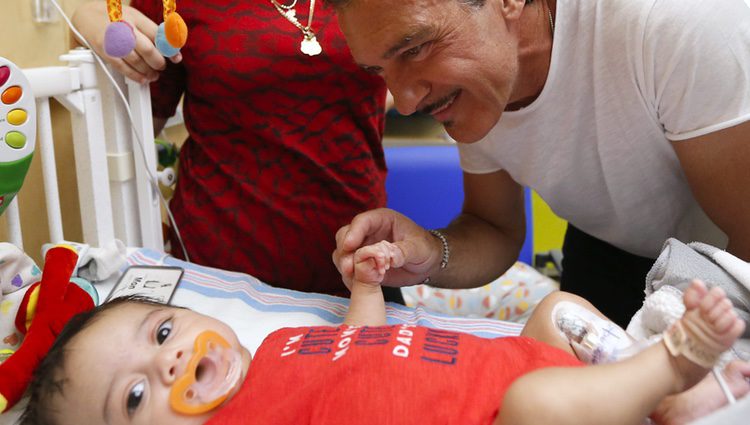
[672,120,750,260]
[425,169,527,289]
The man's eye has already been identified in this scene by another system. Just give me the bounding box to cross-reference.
[156,319,173,344]
[403,44,424,58]
[127,381,145,416]
[362,66,382,75]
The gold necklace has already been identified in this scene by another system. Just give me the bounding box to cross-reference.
[270,0,322,56]
[546,0,555,37]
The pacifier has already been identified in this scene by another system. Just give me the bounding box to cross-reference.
[170,331,243,415]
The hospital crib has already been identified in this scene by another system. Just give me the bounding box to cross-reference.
[4,48,163,253]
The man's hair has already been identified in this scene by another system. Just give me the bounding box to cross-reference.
[18,296,167,425]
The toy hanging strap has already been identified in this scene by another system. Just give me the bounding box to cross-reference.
[163,0,176,20]
[106,0,123,22]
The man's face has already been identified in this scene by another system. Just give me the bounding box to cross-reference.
[338,0,523,143]
[53,303,251,425]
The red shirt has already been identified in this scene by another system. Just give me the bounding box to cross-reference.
[207,325,583,424]
[130,0,387,295]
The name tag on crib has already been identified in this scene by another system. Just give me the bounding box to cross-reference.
[106,266,184,304]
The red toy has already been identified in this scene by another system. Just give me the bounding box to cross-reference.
[0,245,95,413]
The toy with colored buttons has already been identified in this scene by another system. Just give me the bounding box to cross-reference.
[0,57,35,217]
[104,0,188,58]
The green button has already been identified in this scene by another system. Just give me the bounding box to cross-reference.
[5,131,26,149]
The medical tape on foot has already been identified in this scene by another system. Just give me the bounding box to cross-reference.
[662,321,722,369]
[552,301,638,364]
[170,330,243,415]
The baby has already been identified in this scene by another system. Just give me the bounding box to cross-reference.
[19,241,750,425]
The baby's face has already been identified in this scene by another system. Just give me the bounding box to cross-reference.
[53,303,251,425]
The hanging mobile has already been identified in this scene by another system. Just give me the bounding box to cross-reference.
[103,0,188,59]
[270,0,322,56]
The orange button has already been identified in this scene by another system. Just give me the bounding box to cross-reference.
[1,86,22,104]
[7,109,27,125]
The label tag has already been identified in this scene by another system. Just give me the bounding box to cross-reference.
[107,266,184,304]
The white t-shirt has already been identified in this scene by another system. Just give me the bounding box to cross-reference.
[459,0,750,258]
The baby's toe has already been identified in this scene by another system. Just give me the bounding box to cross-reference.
[683,279,708,310]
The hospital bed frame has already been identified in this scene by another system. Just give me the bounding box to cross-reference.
[4,48,163,252]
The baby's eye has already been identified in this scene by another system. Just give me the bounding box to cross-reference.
[156,319,173,345]
[127,381,145,417]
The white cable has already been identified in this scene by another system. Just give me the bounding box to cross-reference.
[47,0,190,262]
[712,367,737,405]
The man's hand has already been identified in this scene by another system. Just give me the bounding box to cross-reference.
[71,1,181,84]
[333,208,443,290]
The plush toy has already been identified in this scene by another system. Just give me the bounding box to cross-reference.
[0,245,95,413]
[104,0,188,58]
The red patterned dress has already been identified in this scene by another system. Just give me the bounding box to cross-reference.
[129,0,387,295]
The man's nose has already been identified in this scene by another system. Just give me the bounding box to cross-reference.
[386,70,429,116]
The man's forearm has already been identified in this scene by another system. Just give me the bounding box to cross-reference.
[423,213,524,290]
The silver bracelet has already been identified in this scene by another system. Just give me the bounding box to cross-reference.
[422,229,450,284]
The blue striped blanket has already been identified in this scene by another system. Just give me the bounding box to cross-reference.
[125,249,523,354]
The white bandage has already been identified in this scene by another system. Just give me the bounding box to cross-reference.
[552,301,641,364]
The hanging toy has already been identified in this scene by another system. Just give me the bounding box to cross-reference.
[103,0,188,59]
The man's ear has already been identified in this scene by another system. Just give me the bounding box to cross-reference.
[498,0,527,20]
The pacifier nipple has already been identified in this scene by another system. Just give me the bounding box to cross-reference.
[170,331,242,415]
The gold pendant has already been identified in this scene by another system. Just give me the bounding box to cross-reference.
[300,34,321,56]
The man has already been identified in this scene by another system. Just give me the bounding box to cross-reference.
[329,0,750,327]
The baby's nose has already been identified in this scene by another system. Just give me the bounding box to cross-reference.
[160,349,186,383]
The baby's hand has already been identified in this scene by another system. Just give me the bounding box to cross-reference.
[351,241,405,289]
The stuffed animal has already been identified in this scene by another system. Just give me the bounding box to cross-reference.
[0,245,95,413]
[104,0,188,58]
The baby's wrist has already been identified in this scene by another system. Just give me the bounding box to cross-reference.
[351,279,383,293]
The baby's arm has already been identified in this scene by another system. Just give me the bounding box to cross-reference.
[344,241,405,326]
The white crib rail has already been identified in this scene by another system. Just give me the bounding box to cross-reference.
[5,48,164,251]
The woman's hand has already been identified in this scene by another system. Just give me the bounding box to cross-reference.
[71,1,181,84]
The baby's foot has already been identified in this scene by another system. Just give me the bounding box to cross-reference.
[652,360,750,425]
[352,241,405,287]
[663,280,745,392]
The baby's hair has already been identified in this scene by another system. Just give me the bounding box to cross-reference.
[18,296,169,425]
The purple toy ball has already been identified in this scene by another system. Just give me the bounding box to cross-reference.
[104,21,136,58]
[155,23,181,58]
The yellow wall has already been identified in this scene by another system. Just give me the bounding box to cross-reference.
[532,190,567,254]
[0,0,89,264]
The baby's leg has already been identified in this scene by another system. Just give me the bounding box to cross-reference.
[496,280,745,425]
[521,290,635,362]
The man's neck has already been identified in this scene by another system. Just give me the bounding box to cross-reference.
[506,0,555,111]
